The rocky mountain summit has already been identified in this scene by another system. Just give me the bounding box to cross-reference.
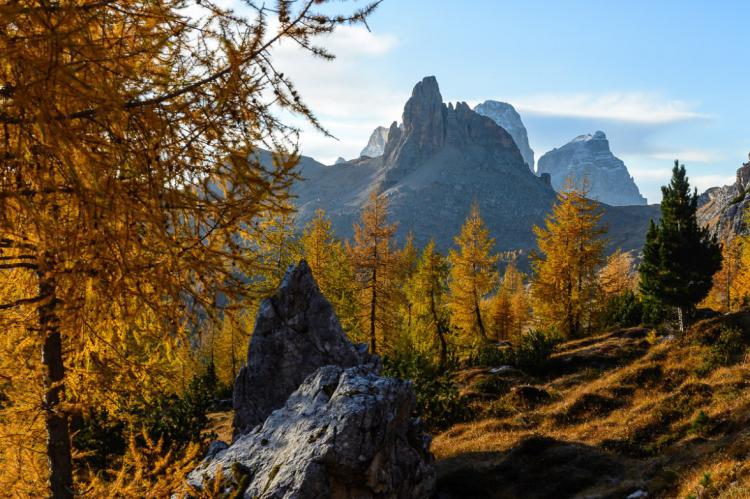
[292,77,658,259]
[360,126,391,158]
[698,153,750,240]
[474,100,535,171]
[194,261,434,498]
[537,131,647,206]
[292,76,557,254]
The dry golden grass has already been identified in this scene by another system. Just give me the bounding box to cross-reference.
[433,314,750,498]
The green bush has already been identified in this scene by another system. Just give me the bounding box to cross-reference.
[601,291,643,328]
[708,326,745,367]
[514,328,561,373]
[690,410,711,437]
[641,296,668,326]
[467,342,514,367]
[383,352,473,431]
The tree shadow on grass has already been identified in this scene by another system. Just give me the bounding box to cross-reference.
[434,435,648,499]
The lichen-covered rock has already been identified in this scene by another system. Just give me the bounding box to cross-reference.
[232,260,372,436]
[189,365,435,499]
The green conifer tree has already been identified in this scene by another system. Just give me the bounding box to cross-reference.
[639,161,722,331]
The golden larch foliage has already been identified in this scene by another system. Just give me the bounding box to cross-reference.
[490,263,530,341]
[300,209,362,342]
[404,240,452,368]
[348,191,399,354]
[599,249,636,298]
[531,185,607,337]
[448,203,499,343]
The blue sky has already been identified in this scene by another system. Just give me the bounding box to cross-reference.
[267,0,750,203]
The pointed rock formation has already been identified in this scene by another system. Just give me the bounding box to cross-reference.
[360,126,391,158]
[382,77,524,185]
[335,156,347,165]
[537,131,647,206]
[232,260,372,436]
[474,100,535,171]
[698,153,750,240]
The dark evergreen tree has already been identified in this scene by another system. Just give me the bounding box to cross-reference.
[639,161,722,331]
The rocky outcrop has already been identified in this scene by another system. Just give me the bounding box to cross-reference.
[698,154,750,240]
[474,100,535,171]
[360,126,391,158]
[190,365,434,498]
[232,260,371,436]
[537,131,647,206]
[335,156,347,165]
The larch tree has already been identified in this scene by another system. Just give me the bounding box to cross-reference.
[349,191,398,354]
[639,162,722,332]
[531,185,607,338]
[448,203,498,343]
[404,240,451,369]
[599,249,636,298]
[490,263,529,341]
[702,237,744,312]
[300,209,361,341]
[0,1,379,496]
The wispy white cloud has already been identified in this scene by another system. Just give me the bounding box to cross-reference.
[508,92,705,124]
[649,149,725,163]
[269,25,404,162]
[691,174,737,191]
[627,167,674,180]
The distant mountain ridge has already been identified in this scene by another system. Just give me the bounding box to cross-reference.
[537,131,647,206]
[291,76,658,261]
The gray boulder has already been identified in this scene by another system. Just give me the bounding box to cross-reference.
[537,131,647,206]
[474,100,535,172]
[190,365,435,499]
[232,260,371,436]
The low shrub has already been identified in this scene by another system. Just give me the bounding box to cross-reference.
[514,328,562,374]
[600,291,643,328]
[383,352,473,431]
[466,342,514,367]
[697,325,745,374]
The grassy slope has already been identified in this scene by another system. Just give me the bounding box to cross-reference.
[432,313,750,499]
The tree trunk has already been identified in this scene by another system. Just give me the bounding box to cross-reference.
[369,266,377,354]
[38,271,74,499]
[474,297,487,341]
[677,306,685,333]
[430,290,448,370]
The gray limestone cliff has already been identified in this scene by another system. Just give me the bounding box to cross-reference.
[537,131,647,206]
[698,154,750,240]
[360,126,391,158]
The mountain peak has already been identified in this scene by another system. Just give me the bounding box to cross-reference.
[538,131,646,206]
[383,77,525,183]
[474,100,535,171]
